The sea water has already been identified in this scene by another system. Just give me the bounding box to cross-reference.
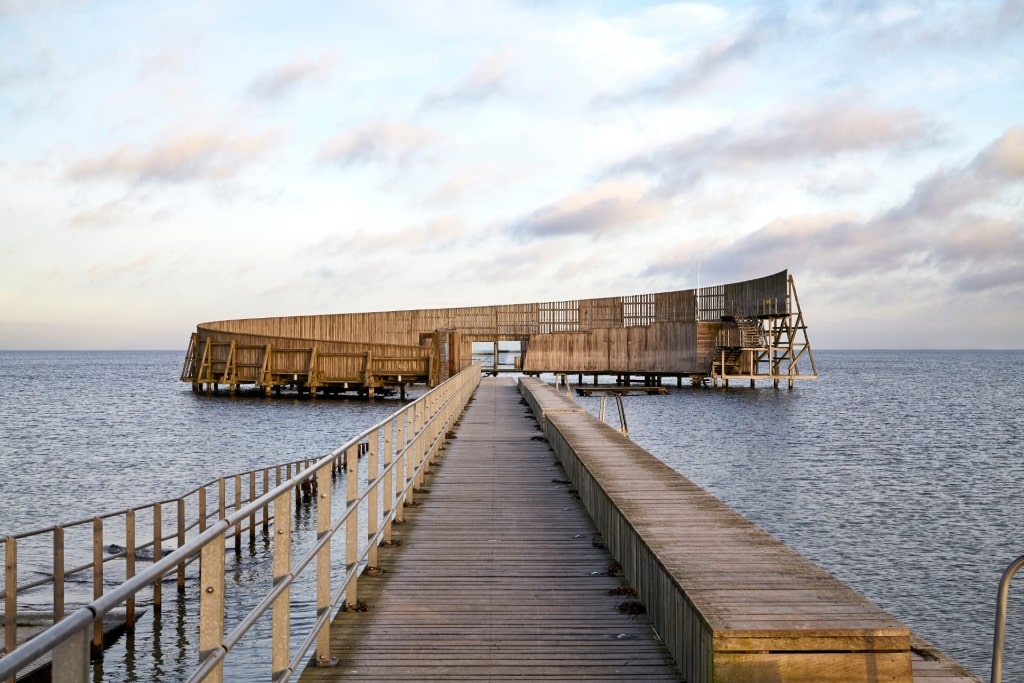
[1,349,1021,680]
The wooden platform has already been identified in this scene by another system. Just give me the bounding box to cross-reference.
[300,377,681,681]
[575,386,669,396]
[298,376,979,683]
[522,377,981,683]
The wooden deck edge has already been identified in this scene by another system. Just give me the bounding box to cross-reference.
[519,377,954,683]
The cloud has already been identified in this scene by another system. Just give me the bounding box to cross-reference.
[69,198,134,228]
[245,52,336,101]
[313,215,469,255]
[0,0,73,15]
[976,125,1024,178]
[317,121,434,168]
[510,181,670,239]
[601,5,785,102]
[424,165,500,205]
[891,125,1024,221]
[69,129,282,184]
[641,127,1024,295]
[610,99,943,193]
[420,51,512,110]
[828,0,1024,51]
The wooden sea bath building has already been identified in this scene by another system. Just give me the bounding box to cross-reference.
[181,269,817,395]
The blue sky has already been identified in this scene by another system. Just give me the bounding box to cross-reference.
[1,0,1022,349]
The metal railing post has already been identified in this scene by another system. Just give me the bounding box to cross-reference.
[991,553,1024,683]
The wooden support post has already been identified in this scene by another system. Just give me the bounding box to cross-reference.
[315,464,338,666]
[199,532,226,683]
[126,509,136,628]
[384,420,395,537]
[198,486,208,533]
[271,489,292,680]
[368,430,380,567]
[53,527,64,620]
[177,498,187,593]
[262,468,271,533]
[92,518,103,652]
[51,627,89,683]
[152,503,162,609]
[5,537,16,666]
[234,474,242,553]
[249,473,257,545]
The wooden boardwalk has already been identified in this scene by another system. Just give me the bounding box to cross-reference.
[300,376,680,682]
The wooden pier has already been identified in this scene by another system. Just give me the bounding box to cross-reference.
[300,377,680,681]
[298,377,980,683]
[0,374,984,682]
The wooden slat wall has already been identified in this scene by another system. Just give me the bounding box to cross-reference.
[189,271,791,381]
[197,274,791,344]
[722,270,789,317]
[519,322,699,374]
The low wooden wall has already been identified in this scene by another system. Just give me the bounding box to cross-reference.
[518,377,914,683]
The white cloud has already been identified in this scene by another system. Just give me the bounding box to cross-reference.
[610,98,944,193]
[245,52,337,101]
[420,51,513,110]
[509,181,672,239]
[68,129,283,184]
[317,121,435,168]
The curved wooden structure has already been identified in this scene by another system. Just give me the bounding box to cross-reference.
[181,269,817,395]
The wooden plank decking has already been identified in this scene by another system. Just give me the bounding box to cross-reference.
[300,376,681,682]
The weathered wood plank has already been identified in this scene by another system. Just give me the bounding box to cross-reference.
[299,377,680,682]
[522,377,981,683]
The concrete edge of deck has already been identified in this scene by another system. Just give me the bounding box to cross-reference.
[518,377,982,683]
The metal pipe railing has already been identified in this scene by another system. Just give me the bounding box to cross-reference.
[0,364,480,683]
[991,553,1024,683]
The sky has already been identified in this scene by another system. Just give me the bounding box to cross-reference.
[1,1,1022,350]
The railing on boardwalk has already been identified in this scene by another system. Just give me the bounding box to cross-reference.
[0,363,481,683]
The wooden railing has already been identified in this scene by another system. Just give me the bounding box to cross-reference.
[0,364,481,683]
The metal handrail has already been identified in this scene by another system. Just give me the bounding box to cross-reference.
[2,454,319,598]
[0,364,481,683]
[991,553,1024,683]
[597,393,628,436]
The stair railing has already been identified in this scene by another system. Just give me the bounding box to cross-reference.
[991,553,1024,683]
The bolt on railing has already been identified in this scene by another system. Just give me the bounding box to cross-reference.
[0,364,480,683]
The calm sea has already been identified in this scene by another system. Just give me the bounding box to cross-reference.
[1,349,1022,680]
